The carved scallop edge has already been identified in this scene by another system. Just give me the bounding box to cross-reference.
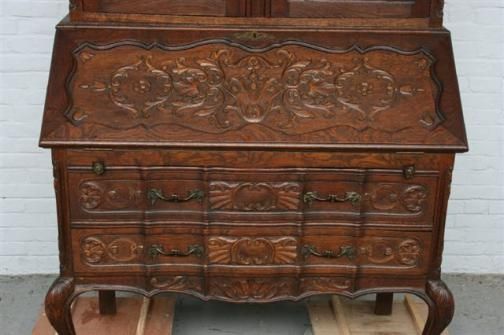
[69,280,434,305]
[63,38,444,130]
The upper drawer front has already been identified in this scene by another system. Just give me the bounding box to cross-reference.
[41,38,466,150]
[67,167,438,225]
[80,0,228,16]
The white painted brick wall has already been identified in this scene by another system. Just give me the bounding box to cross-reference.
[0,0,503,274]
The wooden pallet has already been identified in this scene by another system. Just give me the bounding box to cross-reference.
[308,295,450,335]
[33,295,175,335]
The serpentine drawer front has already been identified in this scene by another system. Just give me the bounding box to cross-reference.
[40,1,466,334]
[73,227,431,275]
[68,165,438,226]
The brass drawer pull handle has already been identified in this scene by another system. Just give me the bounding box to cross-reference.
[147,189,204,205]
[149,244,204,258]
[303,191,361,206]
[302,245,356,259]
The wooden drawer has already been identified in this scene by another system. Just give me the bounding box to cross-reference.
[73,226,431,276]
[67,164,438,226]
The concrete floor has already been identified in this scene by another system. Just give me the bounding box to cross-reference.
[0,274,503,335]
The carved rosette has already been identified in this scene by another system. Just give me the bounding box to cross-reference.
[65,42,442,140]
[209,182,301,211]
[81,237,106,264]
[398,239,422,266]
[80,236,143,265]
[208,237,297,265]
[401,186,428,212]
[79,182,103,210]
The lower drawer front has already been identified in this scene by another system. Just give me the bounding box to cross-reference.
[72,228,431,275]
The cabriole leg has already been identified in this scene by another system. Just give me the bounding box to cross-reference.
[423,280,455,335]
[45,277,76,335]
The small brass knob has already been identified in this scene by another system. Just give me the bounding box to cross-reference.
[92,161,105,176]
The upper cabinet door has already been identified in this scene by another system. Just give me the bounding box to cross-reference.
[79,0,230,17]
[271,0,431,19]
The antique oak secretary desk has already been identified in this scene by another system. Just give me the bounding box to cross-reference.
[39,1,467,334]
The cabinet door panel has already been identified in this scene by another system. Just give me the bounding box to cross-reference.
[273,0,430,18]
[82,0,228,16]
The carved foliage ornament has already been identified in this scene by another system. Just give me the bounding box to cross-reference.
[67,41,442,136]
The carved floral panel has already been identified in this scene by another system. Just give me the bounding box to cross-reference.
[207,236,298,265]
[52,40,455,145]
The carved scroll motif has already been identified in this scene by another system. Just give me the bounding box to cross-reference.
[67,42,442,138]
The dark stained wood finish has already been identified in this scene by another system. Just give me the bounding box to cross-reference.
[375,292,394,315]
[40,1,464,334]
[98,290,117,315]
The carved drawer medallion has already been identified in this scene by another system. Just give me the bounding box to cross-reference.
[209,181,301,211]
[207,236,298,265]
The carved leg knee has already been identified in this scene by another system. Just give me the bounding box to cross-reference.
[45,277,76,335]
[423,280,454,335]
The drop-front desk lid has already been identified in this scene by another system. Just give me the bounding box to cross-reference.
[39,24,468,152]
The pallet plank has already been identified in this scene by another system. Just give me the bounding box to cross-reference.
[33,296,175,335]
[309,295,449,335]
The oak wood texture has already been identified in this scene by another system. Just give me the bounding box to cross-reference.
[39,1,464,334]
[34,295,175,335]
